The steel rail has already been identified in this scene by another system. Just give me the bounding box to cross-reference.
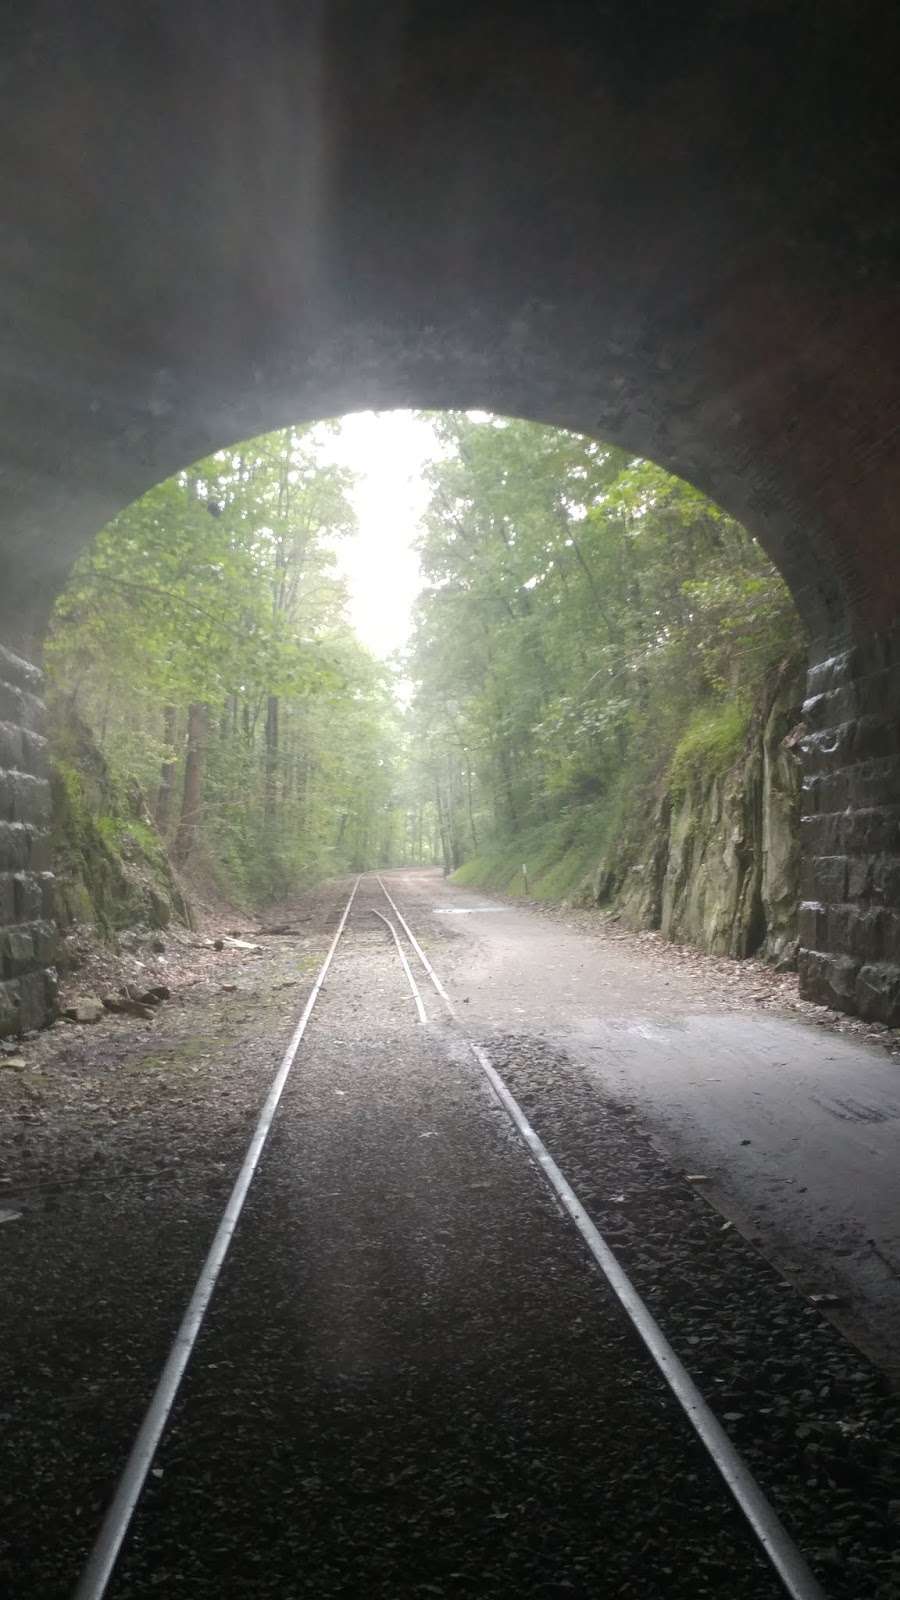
[375,874,456,1016]
[371,908,428,1023]
[376,876,829,1600]
[71,876,362,1600]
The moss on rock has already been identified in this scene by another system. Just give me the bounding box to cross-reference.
[48,701,190,938]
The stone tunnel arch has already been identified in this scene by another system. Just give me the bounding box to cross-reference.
[2,1,900,1030]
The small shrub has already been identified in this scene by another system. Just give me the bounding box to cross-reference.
[668,701,749,798]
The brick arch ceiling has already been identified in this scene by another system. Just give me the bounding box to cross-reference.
[2,1,900,651]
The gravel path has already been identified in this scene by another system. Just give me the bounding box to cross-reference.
[385,869,900,1378]
[2,875,898,1597]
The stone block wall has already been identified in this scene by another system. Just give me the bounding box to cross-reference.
[0,644,57,1035]
[799,626,900,1022]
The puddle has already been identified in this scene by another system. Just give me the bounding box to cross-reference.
[432,907,504,915]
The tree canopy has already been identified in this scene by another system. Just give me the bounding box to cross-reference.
[47,411,804,913]
[405,413,803,884]
[48,425,406,901]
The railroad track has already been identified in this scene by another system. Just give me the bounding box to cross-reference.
[72,874,829,1600]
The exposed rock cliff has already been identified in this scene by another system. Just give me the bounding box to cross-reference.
[48,702,190,940]
[611,657,805,964]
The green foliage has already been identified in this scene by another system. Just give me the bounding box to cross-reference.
[47,427,350,714]
[49,712,185,934]
[453,804,614,902]
[48,408,808,918]
[409,412,806,902]
[47,425,414,907]
[668,702,751,798]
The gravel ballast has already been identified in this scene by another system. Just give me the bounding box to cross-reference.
[2,875,898,1597]
[486,1035,900,1599]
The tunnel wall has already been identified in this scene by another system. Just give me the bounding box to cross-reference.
[0,645,57,1036]
[799,628,900,1023]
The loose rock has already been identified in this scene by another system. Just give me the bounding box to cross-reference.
[63,997,105,1024]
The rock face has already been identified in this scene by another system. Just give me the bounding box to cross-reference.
[762,691,805,965]
[613,659,805,965]
[48,702,190,943]
[660,765,763,959]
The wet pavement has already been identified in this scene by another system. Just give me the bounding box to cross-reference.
[399,869,900,1376]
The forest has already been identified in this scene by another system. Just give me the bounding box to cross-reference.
[46,412,806,943]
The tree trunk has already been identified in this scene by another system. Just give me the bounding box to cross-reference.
[465,764,479,851]
[99,685,112,747]
[155,704,179,834]
[446,756,465,868]
[264,694,279,824]
[173,702,209,864]
[497,740,518,828]
[435,782,453,876]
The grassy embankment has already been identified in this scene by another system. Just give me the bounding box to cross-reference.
[452,700,750,905]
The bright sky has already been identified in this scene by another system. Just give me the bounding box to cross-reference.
[315,410,438,660]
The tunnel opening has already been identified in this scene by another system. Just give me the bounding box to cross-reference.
[5,386,900,1028]
[8,405,808,1038]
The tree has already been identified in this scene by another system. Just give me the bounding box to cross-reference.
[46,425,412,903]
[406,413,802,872]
